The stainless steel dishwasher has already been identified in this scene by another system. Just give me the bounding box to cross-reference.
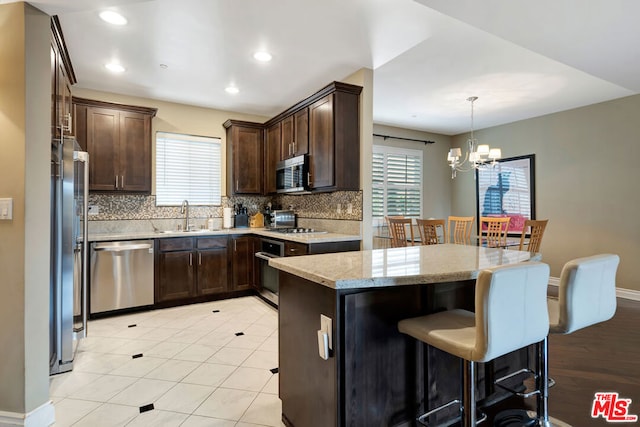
[90,240,154,314]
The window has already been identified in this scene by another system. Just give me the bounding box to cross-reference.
[155,132,222,205]
[372,145,423,226]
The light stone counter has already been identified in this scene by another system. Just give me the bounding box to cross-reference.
[89,227,361,244]
[269,243,541,289]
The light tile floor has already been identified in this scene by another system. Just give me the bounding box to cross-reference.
[50,296,284,427]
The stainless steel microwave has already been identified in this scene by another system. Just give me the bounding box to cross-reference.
[276,154,309,193]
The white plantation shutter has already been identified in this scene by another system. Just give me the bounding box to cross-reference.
[372,146,422,223]
[156,132,222,205]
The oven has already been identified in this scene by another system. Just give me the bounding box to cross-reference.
[255,238,284,306]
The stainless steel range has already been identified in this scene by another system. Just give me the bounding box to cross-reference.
[273,227,327,234]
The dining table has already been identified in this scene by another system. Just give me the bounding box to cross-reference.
[475,235,524,248]
[270,243,541,427]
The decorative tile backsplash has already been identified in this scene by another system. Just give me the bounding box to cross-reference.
[88,191,363,222]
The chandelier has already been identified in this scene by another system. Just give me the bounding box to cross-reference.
[447,96,501,179]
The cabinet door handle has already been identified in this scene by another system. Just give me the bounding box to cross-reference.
[236,180,239,192]
[198,252,202,265]
[115,175,118,189]
[293,141,296,154]
[121,175,124,188]
[189,253,193,266]
[307,172,312,186]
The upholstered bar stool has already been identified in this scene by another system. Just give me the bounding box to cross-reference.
[398,262,550,427]
[534,254,620,427]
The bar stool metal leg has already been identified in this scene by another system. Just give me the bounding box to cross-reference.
[463,360,476,427]
[537,338,551,427]
[531,337,571,427]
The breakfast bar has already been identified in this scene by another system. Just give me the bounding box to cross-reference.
[270,244,541,427]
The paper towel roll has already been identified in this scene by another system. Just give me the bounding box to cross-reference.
[223,207,233,229]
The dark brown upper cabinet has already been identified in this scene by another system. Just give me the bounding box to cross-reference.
[280,108,309,160]
[73,97,157,193]
[308,85,361,192]
[51,16,76,143]
[224,120,264,195]
[265,122,281,194]
[258,82,362,194]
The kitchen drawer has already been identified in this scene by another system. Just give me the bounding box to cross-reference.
[284,241,308,257]
[197,236,228,250]
[158,237,194,252]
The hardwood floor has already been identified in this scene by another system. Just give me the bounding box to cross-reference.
[491,295,640,426]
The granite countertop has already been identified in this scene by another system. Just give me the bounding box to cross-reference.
[268,243,542,290]
[89,227,361,244]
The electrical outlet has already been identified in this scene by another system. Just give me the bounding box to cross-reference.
[88,205,100,215]
[347,203,353,214]
[337,203,342,214]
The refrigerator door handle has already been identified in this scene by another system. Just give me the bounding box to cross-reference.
[74,150,89,339]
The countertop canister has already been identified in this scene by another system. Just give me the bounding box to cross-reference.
[223,207,233,229]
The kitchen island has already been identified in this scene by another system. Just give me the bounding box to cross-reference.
[269,244,541,427]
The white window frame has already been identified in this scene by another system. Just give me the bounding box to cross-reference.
[155,131,222,206]
[372,145,423,227]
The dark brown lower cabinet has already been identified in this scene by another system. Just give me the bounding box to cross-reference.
[156,250,195,302]
[230,235,258,291]
[196,237,229,295]
[155,236,229,303]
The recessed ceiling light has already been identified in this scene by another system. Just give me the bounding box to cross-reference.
[253,51,272,62]
[225,86,239,94]
[99,11,127,26]
[105,63,125,73]
[159,64,168,69]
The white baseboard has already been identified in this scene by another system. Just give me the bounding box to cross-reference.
[549,276,640,301]
[0,400,55,427]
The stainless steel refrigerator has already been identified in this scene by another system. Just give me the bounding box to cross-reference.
[50,136,89,375]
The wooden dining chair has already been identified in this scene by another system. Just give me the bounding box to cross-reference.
[447,216,474,245]
[518,219,548,252]
[387,217,414,248]
[480,216,511,248]
[416,219,445,245]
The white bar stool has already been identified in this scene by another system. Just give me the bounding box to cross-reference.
[398,262,551,426]
[535,254,620,427]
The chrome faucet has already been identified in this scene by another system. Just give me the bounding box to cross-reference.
[181,200,190,231]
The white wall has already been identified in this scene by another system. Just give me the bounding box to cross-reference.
[451,95,640,292]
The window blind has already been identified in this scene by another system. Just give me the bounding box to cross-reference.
[156,132,222,206]
[372,146,423,223]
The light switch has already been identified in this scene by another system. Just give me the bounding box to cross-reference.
[0,198,13,220]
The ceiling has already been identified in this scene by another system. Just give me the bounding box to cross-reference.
[10,0,640,135]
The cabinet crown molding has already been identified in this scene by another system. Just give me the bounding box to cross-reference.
[72,97,158,117]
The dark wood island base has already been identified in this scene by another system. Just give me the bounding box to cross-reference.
[278,272,529,427]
